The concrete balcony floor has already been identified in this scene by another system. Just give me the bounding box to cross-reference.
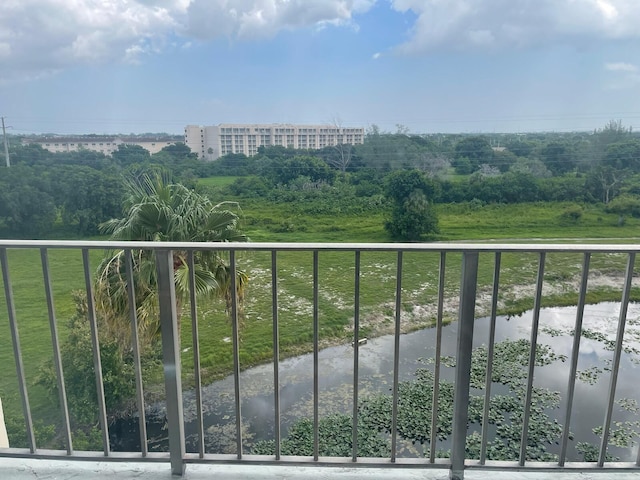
[2,458,640,480]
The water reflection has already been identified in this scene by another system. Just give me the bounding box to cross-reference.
[112,302,640,461]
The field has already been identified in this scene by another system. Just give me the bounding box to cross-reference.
[1,196,640,442]
[197,176,240,187]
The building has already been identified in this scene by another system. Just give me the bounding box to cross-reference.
[22,135,184,156]
[184,123,365,161]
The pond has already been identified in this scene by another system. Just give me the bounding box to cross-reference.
[110,302,640,461]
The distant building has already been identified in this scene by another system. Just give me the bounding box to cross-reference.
[185,123,365,161]
[22,135,183,156]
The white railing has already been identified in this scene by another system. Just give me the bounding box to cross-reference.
[1,240,640,480]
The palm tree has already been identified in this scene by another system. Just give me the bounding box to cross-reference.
[95,172,248,350]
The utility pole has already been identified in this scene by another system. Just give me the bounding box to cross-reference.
[1,117,9,167]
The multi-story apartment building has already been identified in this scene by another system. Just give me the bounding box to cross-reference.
[185,124,365,161]
[22,135,183,156]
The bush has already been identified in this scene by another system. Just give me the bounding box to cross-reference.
[385,192,439,241]
[384,170,439,241]
[558,205,583,224]
[225,176,270,198]
[36,292,149,448]
[605,194,640,218]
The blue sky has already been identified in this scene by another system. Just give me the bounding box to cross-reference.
[1,0,640,135]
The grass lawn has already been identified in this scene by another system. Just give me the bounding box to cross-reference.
[0,249,104,423]
[1,199,639,445]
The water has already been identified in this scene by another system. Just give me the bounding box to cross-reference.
[111,302,640,460]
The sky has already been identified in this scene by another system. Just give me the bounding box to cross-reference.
[1,0,640,135]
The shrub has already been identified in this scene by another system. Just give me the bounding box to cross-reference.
[558,205,583,224]
[36,292,152,448]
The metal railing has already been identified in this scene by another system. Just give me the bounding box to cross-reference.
[1,240,640,480]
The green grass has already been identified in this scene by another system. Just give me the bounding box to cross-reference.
[0,249,105,422]
[438,202,640,240]
[2,199,639,444]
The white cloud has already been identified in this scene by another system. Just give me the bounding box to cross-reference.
[605,62,638,72]
[389,0,640,54]
[604,61,640,89]
[0,0,187,83]
[185,0,375,40]
[0,0,375,83]
[4,0,640,85]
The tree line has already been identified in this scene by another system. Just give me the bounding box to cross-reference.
[2,120,639,240]
[0,142,208,237]
[209,120,640,240]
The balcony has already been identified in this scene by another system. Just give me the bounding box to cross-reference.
[1,240,640,480]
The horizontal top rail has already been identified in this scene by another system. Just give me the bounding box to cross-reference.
[1,239,640,253]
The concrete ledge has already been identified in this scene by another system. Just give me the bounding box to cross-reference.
[2,458,640,480]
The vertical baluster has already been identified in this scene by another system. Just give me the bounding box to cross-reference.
[391,251,403,463]
[598,252,635,467]
[637,424,640,466]
[429,251,446,463]
[480,252,501,464]
[81,249,109,455]
[0,248,36,452]
[229,250,243,459]
[155,249,185,475]
[313,250,319,461]
[271,251,281,460]
[450,252,479,480]
[559,252,590,466]
[124,250,148,457]
[40,248,73,455]
[519,252,546,466]
[187,251,205,458]
[352,250,361,462]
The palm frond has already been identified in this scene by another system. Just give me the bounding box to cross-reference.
[94,173,250,353]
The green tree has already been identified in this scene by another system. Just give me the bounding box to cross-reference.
[585,166,624,204]
[95,173,249,350]
[540,141,576,175]
[0,165,57,238]
[112,144,151,166]
[264,155,336,187]
[37,293,138,431]
[46,165,124,235]
[453,136,493,174]
[156,142,197,160]
[605,194,640,225]
[506,139,536,158]
[384,170,439,241]
[602,140,640,172]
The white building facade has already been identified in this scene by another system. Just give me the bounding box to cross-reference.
[184,123,365,161]
[23,136,183,156]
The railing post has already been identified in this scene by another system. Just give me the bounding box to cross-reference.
[450,252,479,480]
[155,250,186,476]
